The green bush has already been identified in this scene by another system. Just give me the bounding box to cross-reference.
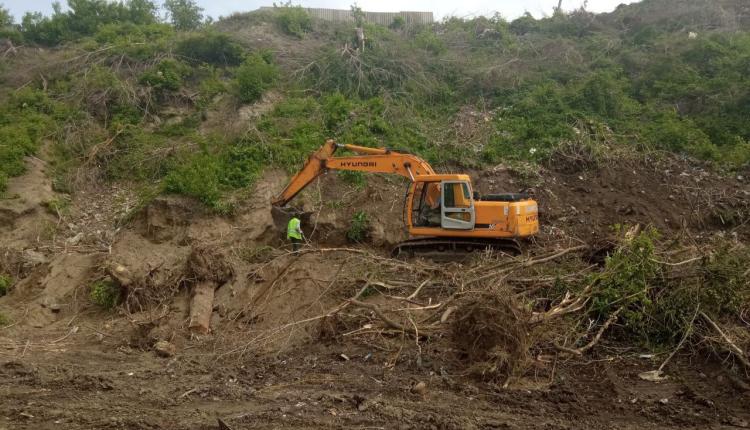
[164,152,223,208]
[0,4,21,42]
[164,0,204,31]
[587,228,750,346]
[509,12,539,35]
[414,29,446,55]
[139,59,190,94]
[0,5,12,28]
[196,68,227,109]
[590,227,662,325]
[0,88,59,192]
[163,138,269,212]
[389,16,405,30]
[322,92,352,130]
[273,3,312,38]
[346,210,370,242]
[21,0,159,45]
[233,53,278,104]
[44,196,72,217]
[89,279,120,309]
[0,274,12,296]
[176,32,244,66]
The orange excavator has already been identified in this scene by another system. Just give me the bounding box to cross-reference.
[272,140,539,256]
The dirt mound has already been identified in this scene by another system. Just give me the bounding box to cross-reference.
[476,155,750,243]
[0,156,57,249]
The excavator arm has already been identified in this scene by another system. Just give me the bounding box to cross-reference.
[272,139,436,207]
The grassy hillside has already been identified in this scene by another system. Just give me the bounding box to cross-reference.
[1,0,749,209]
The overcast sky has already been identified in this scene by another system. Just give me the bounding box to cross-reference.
[2,0,639,21]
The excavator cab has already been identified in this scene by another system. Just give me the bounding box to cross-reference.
[441,180,475,230]
[411,179,476,230]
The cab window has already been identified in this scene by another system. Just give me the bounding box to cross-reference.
[444,182,471,208]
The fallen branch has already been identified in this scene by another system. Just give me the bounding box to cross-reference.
[555,307,622,355]
[349,299,406,331]
[467,245,588,286]
[529,286,591,325]
[407,280,430,300]
[700,311,750,369]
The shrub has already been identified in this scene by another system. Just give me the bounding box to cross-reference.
[196,68,227,108]
[89,279,120,309]
[0,88,58,192]
[0,4,21,41]
[234,53,278,104]
[44,196,72,217]
[414,29,446,55]
[139,59,190,94]
[20,0,159,45]
[590,227,662,326]
[390,16,405,30]
[176,32,244,66]
[163,139,270,213]
[0,5,12,28]
[273,3,312,38]
[0,274,12,296]
[509,12,538,35]
[164,152,223,208]
[322,92,352,130]
[346,210,370,242]
[164,0,204,31]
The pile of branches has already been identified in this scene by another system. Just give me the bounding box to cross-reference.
[223,228,749,384]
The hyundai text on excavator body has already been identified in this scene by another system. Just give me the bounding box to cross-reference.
[272,140,539,256]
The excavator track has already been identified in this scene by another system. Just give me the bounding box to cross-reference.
[391,237,523,260]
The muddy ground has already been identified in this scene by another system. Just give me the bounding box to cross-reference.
[1,154,749,429]
[2,334,749,430]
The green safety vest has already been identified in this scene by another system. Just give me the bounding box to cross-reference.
[287,217,302,239]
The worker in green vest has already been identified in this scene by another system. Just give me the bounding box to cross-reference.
[287,215,303,251]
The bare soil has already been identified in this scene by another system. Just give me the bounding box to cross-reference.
[1,154,749,429]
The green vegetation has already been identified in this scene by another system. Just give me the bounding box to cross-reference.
[89,279,120,309]
[164,0,204,30]
[176,32,244,66]
[1,3,18,41]
[20,0,158,45]
[0,274,12,296]
[346,210,370,242]
[272,2,312,38]
[233,53,278,103]
[0,312,9,326]
[0,88,63,193]
[588,227,750,347]
[44,196,72,217]
[1,0,749,209]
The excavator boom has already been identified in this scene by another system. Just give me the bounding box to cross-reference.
[272,139,434,207]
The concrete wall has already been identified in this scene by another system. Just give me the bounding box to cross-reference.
[260,7,433,26]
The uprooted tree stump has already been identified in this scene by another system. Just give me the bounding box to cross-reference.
[187,245,233,335]
[452,287,531,384]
